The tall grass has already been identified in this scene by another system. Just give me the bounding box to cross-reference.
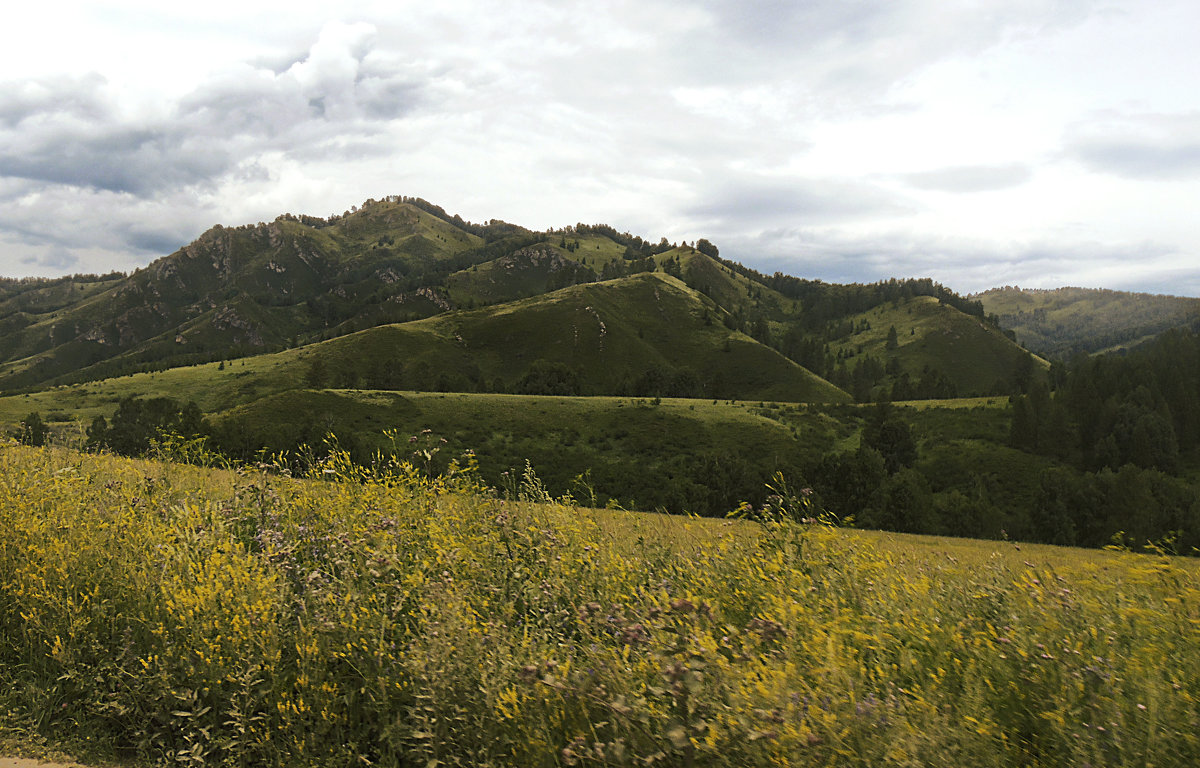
[1,442,1198,766]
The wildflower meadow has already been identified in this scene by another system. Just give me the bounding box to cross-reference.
[1,441,1198,766]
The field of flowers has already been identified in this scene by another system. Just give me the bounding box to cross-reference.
[1,441,1199,767]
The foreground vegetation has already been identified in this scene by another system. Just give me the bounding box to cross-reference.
[2,443,1198,766]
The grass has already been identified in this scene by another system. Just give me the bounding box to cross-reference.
[827,296,1048,395]
[2,442,1199,767]
[205,390,837,514]
[0,353,297,428]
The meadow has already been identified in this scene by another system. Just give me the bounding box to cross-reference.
[1,441,1199,767]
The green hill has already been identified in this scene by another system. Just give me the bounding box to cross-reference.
[0,198,538,390]
[0,196,1042,408]
[975,285,1200,358]
[284,271,851,403]
[822,295,1049,400]
[204,389,836,515]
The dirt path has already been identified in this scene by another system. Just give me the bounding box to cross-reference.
[1,760,86,768]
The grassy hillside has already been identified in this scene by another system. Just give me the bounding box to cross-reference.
[444,243,598,307]
[205,389,831,514]
[0,199,511,390]
[976,285,1200,358]
[826,295,1049,397]
[3,444,1198,767]
[0,272,855,447]
[289,272,850,403]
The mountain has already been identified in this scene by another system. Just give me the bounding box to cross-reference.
[975,286,1200,359]
[0,198,529,389]
[0,196,1039,408]
[9,197,1200,547]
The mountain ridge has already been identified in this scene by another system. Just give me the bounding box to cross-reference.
[1,196,1045,404]
[975,285,1200,359]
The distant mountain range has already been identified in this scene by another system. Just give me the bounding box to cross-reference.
[0,196,1048,402]
[5,195,1200,418]
[6,197,1200,535]
[975,286,1200,359]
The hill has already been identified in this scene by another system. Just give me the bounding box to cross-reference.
[291,272,849,402]
[0,196,1044,406]
[821,295,1049,400]
[0,197,545,390]
[975,285,1200,358]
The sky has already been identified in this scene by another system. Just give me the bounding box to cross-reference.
[2,0,1199,296]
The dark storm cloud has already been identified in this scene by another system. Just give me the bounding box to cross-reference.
[1065,113,1200,179]
[0,119,234,195]
[0,74,109,126]
[901,163,1033,193]
[123,226,195,255]
[0,181,201,256]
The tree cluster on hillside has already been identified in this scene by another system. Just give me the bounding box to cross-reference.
[682,266,1013,401]
[730,271,993,327]
[1011,328,1200,472]
[983,286,1200,359]
[86,396,206,456]
[997,327,1200,550]
[809,404,935,533]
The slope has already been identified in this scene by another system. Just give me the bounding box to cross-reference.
[292,272,850,403]
[823,295,1049,399]
[976,285,1200,358]
[0,199,505,390]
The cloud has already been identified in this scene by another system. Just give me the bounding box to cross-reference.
[901,163,1033,193]
[718,224,1191,296]
[683,0,1104,100]
[20,244,80,271]
[684,175,914,228]
[0,21,426,198]
[0,73,110,127]
[1065,112,1200,179]
[0,180,214,263]
[0,121,236,195]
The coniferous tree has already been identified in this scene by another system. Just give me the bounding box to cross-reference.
[14,412,48,446]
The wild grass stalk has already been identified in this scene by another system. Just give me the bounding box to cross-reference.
[0,443,1197,766]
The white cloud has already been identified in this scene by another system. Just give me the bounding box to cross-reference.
[900,164,1034,193]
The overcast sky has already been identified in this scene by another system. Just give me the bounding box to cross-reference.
[2,0,1199,295]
